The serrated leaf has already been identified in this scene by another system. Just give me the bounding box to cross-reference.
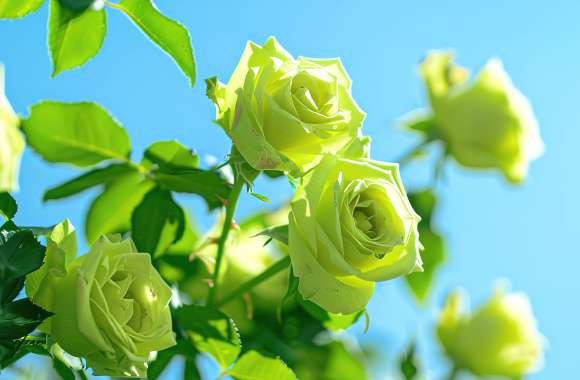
[175,305,240,369]
[85,173,155,244]
[152,168,230,210]
[144,140,198,170]
[256,224,288,246]
[0,193,17,220]
[0,230,45,304]
[131,187,185,256]
[0,298,51,339]
[0,0,44,19]
[405,190,446,303]
[117,0,196,86]
[227,350,296,380]
[22,101,131,167]
[43,163,135,201]
[48,0,106,76]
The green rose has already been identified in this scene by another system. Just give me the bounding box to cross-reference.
[437,284,545,378]
[416,51,544,183]
[288,155,422,314]
[0,65,24,192]
[206,37,366,174]
[26,226,175,378]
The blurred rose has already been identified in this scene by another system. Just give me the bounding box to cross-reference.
[437,284,545,378]
[0,65,24,192]
[418,51,544,183]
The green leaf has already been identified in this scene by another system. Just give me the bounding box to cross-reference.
[0,193,17,220]
[22,101,131,167]
[116,0,196,86]
[58,0,92,12]
[257,224,289,246]
[299,298,363,332]
[401,112,435,134]
[0,0,44,19]
[43,163,135,201]
[52,357,75,380]
[175,305,241,369]
[144,140,199,170]
[0,230,45,304]
[152,168,230,210]
[131,187,185,256]
[0,336,49,367]
[227,350,296,380]
[48,0,106,76]
[0,298,51,339]
[85,173,155,244]
[399,342,419,380]
[405,190,446,303]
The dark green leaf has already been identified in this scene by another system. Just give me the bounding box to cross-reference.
[48,0,106,76]
[144,140,198,170]
[57,0,92,12]
[0,193,17,220]
[52,354,75,380]
[257,224,289,246]
[117,0,196,86]
[85,173,155,244]
[22,101,131,167]
[0,299,51,339]
[227,350,296,380]
[131,187,185,256]
[175,305,240,368]
[0,0,44,19]
[0,230,45,303]
[148,340,197,380]
[0,336,49,368]
[406,190,446,303]
[399,342,419,380]
[152,168,230,210]
[43,163,135,201]
[183,356,201,380]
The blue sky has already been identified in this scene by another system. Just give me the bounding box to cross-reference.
[1,0,577,378]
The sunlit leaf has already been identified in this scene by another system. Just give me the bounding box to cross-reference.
[85,173,155,243]
[48,0,106,76]
[116,0,196,86]
[0,0,44,19]
[22,101,130,167]
[227,350,296,380]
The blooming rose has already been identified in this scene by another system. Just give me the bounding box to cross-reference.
[288,155,422,314]
[0,65,24,192]
[417,51,544,183]
[26,226,175,377]
[437,284,545,378]
[206,37,365,174]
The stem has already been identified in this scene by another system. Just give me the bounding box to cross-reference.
[207,177,245,306]
[396,139,431,167]
[217,256,291,308]
[444,365,460,380]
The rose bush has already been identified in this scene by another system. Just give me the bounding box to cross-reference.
[206,37,366,174]
[288,154,422,314]
[418,51,544,183]
[437,284,545,378]
[26,224,175,377]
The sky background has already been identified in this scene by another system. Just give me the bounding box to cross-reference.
[0,0,576,378]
